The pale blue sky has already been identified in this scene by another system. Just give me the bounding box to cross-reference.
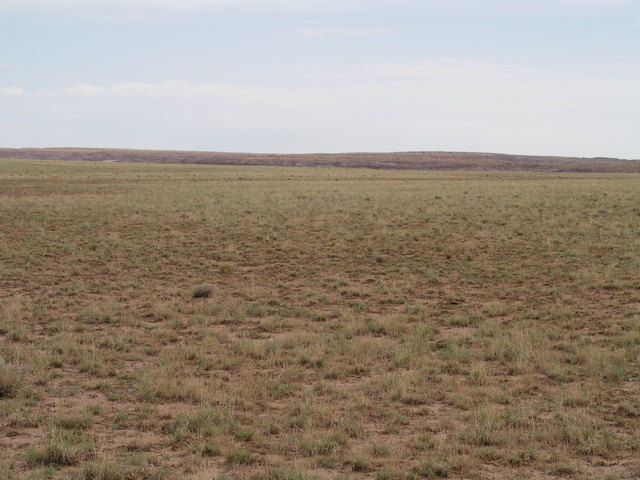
[1,0,639,158]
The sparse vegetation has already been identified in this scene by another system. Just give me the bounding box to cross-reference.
[1,158,639,479]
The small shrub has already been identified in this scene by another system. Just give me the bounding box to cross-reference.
[191,283,214,299]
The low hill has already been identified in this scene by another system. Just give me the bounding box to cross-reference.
[1,147,638,172]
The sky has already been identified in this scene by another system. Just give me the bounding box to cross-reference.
[1,0,639,158]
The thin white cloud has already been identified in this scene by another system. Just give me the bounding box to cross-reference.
[296,27,389,36]
[36,81,310,107]
[0,86,25,95]
[20,61,640,116]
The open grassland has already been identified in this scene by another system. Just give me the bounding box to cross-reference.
[1,159,639,480]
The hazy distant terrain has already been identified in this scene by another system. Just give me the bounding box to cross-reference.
[1,147,638,172]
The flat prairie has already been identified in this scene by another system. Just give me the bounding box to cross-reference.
[1,159,639,480]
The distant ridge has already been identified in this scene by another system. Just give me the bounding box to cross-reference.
[1,147,638,173]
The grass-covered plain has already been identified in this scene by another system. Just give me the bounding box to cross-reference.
[1,159,639,480]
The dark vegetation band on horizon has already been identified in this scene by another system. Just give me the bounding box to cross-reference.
[1,147,639,173]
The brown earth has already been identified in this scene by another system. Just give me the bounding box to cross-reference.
[1,147,639,172]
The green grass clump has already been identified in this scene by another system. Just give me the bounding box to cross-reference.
[53,413,93,430]
[198,442,221,457]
